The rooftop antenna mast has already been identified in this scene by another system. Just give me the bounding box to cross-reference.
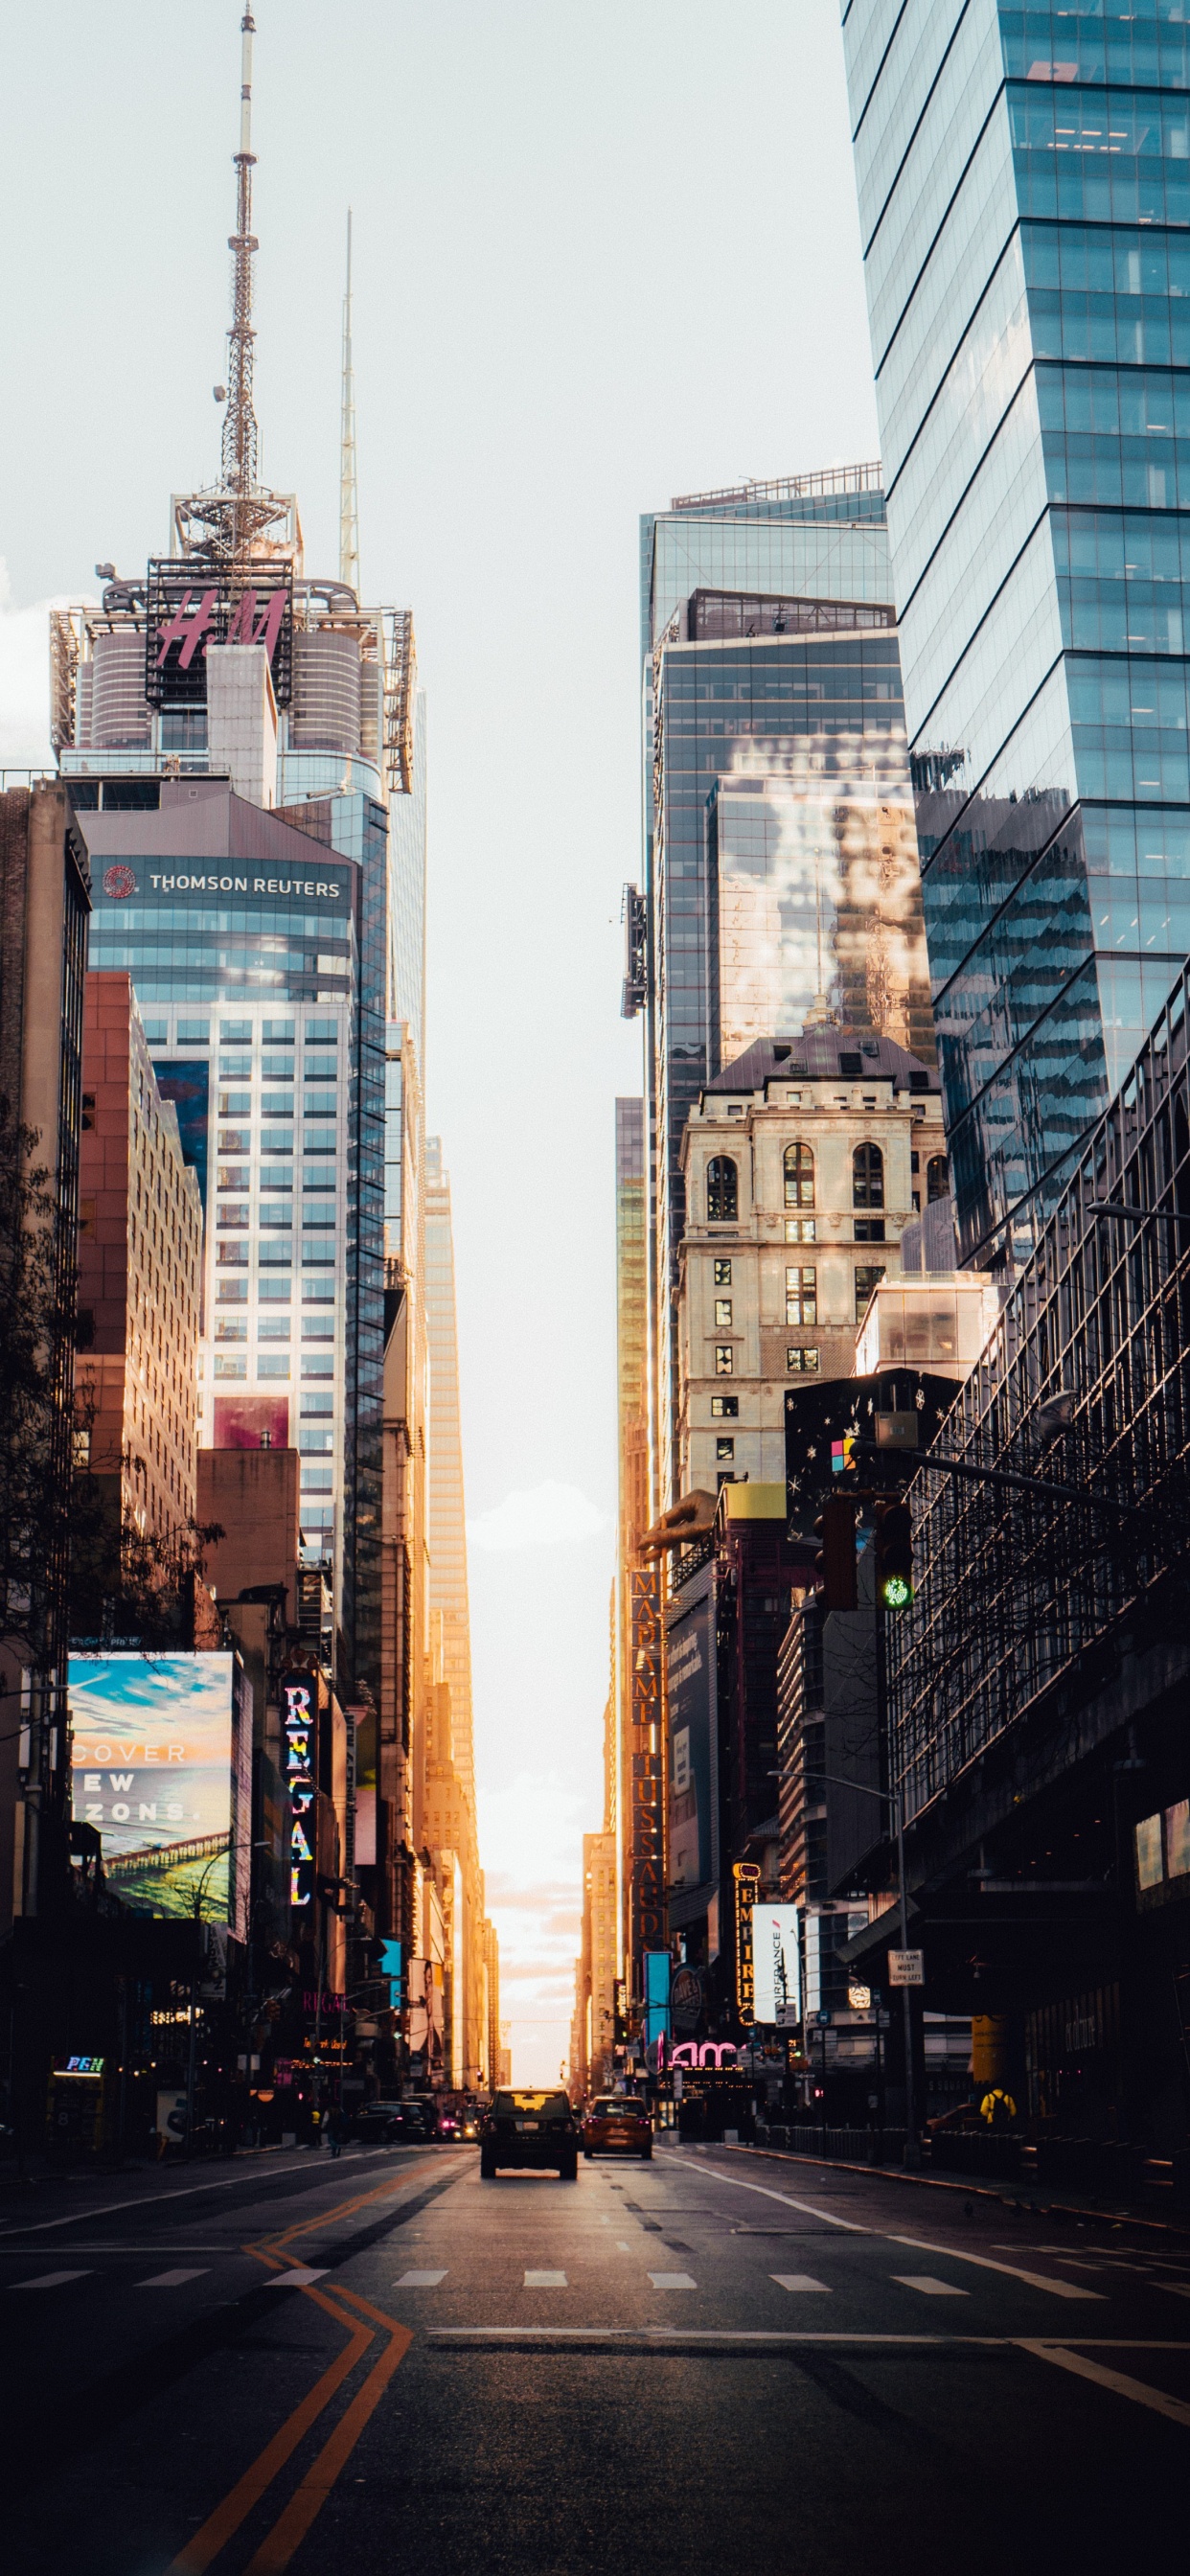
[339,210,360,596]
[222,7,260,552]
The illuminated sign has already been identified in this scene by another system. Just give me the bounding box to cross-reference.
[664,2039,739,2069]
[733,1862,761,2024]
[145,560,294,707]
[752,1905,801,2028]
[56,2056,104,2078]
[282,1671,318,1909]
[69,1652,247,1932]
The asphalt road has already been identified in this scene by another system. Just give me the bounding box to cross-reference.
[2,2139,1188,2574]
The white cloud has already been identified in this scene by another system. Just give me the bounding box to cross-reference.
[0,559,59,770]
[468,1478,608,1554]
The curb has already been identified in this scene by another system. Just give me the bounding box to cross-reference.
[708,2138,1190,2243]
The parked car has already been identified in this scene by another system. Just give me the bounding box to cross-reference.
[582,2096,652,2161]
[352,2101,402,2144]
[479,2088,582,2179]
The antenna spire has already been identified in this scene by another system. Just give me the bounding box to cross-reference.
[221,8,260,545]
[339,210,359,595]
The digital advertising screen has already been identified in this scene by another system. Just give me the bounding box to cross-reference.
[69,1651,244,1929]
[666,1582,715,1893]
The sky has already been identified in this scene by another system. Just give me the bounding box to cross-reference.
[0,0,880,2083]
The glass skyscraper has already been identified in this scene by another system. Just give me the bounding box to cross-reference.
[843,2,1190,1263]
[55,565,419,1704]
[636,469,934,1500]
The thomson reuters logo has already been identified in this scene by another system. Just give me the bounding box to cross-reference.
[103,864,137,900]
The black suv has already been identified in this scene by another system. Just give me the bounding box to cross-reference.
[479,2088,581,2179]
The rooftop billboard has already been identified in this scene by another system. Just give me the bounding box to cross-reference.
[69,1651,250,1938]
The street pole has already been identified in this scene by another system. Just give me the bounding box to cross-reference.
[894,1782,919,2167]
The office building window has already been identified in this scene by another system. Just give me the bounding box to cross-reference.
[784,1142,814,1208]
[715,1298,732,1326]
[787,1346,820,1373]
[714,1345,734,1375]
[710,1394,738,1419]
[706,1156,738,1221]
[856,1264,885,1321]
[853,1141,883,1208]
[786,1216,815,1243]
[258,1356,290,1378]
[714,1258,732,1285]
[214,1354,246,1378]
[927,1155,950,1203]
[855,1216,886,1242]
[786,1265,816,1326]
[716,1437,735,1460]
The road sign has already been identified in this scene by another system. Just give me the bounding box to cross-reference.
[887,1948,925,1988]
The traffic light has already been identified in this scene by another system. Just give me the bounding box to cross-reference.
[813,1495,858,1612]
[875,1500,913,1609]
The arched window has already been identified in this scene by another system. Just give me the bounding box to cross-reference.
[853,1141,883,1208]
[784,1141,814,1208]
[927,1155,950,1204]
[706,1156,738,1222]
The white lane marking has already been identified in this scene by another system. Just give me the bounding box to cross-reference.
[772,2274,832,2293]
[396,2269,447,2287]
[11,2270,92,2290]
[616,2242,631,2252]
[649,2271,697,2289]
[136,2268,208,2288]
[666,2152,868,2233]
[1019,2340,1190,2427]
[893,2274,970,2298]
[890,2234,1106,2301]
[523,2270,567,2288]
[0,2149,427,2240]
[266,2266,329,2287]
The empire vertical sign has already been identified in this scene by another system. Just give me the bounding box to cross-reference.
[629,1564,665,1995]
[282,1672,317,1908]
[734,1861,761,2025]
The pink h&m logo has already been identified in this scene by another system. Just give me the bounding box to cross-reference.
[155,589,217,671]
[154,586,286,673]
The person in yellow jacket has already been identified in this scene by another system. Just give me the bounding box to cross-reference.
[980,2086,1018,2128]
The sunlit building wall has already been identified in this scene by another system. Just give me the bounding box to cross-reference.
[637,472,934,1506]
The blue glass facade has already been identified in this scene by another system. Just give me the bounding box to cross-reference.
[844,0,1190,1264]
[77,780,388,1700]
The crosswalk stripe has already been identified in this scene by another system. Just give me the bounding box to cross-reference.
[893,2274,969,2297]
[137,2268,209,2288]
[265,2266,329,2288]
[524,2269,567,2288]
[772,2274,832,2293]
[12,2270,92,2290]
[396,2269,448,2287]
[649,2271,697,2289]
[889,2234,1105,2301]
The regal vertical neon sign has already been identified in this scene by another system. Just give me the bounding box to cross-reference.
[282,1672,317,1908]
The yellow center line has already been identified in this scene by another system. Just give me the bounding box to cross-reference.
[164,2157,444,2569]
[163,2277,374,2575]
[242,2309,414,2574]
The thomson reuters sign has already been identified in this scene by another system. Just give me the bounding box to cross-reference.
[95,862,351,912]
